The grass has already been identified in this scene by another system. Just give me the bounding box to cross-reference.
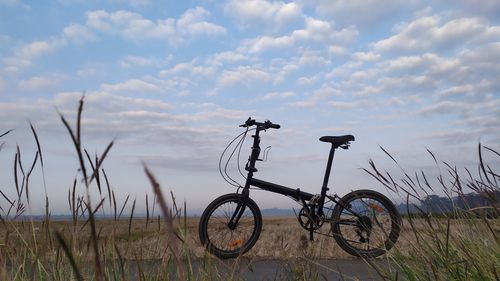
[0,95,498,280]
[363,145,500,280]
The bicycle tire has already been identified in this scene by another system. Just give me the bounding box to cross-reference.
[331,189,401,258]
[199,193,262,259]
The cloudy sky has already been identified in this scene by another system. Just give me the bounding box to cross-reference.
[1,0,499,215]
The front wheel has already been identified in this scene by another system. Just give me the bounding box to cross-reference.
[199,193,262,259]
[331,190,401,258]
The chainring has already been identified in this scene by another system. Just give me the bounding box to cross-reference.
[297,207,323,231]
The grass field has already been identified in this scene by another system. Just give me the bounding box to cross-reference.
[0,96,498,280]
[2,216,499,260]
[1,214,498,280]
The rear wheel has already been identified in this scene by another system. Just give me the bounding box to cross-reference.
[199,193,262,259]
[331,190,401,258]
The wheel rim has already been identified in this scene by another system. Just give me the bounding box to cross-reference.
[205,199,258,253]
[335,195,396,253]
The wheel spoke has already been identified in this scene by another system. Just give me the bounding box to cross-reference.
[201,195,261,258]
[330,191,401,258]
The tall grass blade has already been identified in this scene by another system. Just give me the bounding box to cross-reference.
[0,130,12,139]
[88,140,114,184]
[128,199,136,236]
[55,231,84,281]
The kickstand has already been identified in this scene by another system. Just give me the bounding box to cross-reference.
[309,228,314,241]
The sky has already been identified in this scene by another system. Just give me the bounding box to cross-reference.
[0,0,499,215]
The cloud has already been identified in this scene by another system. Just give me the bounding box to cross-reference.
[296,75,320,86]
[85,7,225,44]
[421,127,500,145]
[159,60,215,77]
[100,79,161,93]
[217,66,271,87]
[118,55,168,68]
[418,100,470,116]
[224,0,302,28]
[62,24,96,44]
[352,52,380,62]
[445,0,500,20]
[241,17,358,53]
[374,16,497,53]
[288,85,340,108]
[261,91,296,100]
[328,46,348,56]
[177,7,226,37]
[313,0,418,28]
[327,100,360,109]
[18,73,67,91]
[133,154,215,172]
[438,84,474,99]
[206,51,249,67]
[2,40,60,73]
[85,10,176,40]
[3,25,94,73]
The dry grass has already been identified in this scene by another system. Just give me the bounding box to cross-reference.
[0,95,498,280]
[2,216,498,260]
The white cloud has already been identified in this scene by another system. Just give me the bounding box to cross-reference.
[261,91,296,100]
[419,100,470,116]
[217,66,271,87]
[177,7,226,37]
[3,40,59,73]
[328,46,347,56]
[119,55,154,68]
[241,17,358,53]
[374,16,495,53]
[352,52,380,62]
[446,0,500,20]
[206,51,249,67]
[3,25,94,73]
[296,75,320,86]
[327,100,360,109]
[19,41,51,58]
[385,97,405,106]
[438,85,474,99]
[379,53,460,78]
[288,85,340,108]
[62,24,96,44]
[159,60,215,77]
[101,79,160,93]
[18,74,67,91]
[86,10,176,40]
[225,0,302,28]
[313,0,418,28]
[119,55,172,68]
[85,7,225,44]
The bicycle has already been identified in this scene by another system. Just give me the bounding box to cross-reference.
[199,118,401,259]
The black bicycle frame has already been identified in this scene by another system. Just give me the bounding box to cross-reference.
[241,126,339,213]
[226,125,351,241]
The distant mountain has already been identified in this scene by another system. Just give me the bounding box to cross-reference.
[396,191,499,217]
[260,208,296,217]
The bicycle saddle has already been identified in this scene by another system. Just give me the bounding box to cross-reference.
[319,135,355,148]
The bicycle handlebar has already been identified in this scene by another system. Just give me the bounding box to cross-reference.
[239,117,280,130]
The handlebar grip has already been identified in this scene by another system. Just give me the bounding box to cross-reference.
[268,123,280,129]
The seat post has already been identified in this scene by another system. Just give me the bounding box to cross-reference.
[322,145,336,191]
[317,145,336,216]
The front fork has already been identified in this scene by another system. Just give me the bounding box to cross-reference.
[228,188,249,229]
